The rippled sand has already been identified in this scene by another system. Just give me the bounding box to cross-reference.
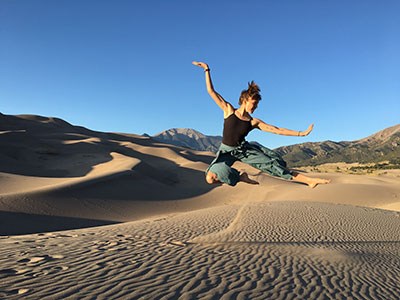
[1,114,399,299]
[1,202,400,299]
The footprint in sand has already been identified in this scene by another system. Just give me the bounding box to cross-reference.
[15,289,30,295]
[18,257,45,264]
[161,240,190,248]
[204,248,226,255]
[91,240,129,252]
[17,254,65,265]
[41,265,69,275]
[17,268,31,275]
[0,268,18,278]
[1,289,31,297]
[1,267,33,277]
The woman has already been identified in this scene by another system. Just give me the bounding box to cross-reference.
[193,61,330,188]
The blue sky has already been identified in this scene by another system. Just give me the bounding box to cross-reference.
[1,0,399,148]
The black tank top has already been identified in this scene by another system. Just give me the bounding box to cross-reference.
[222,113,254,146]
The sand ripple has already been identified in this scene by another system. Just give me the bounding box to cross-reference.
[1,202,400,299]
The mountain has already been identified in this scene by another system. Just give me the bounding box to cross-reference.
[152,128,222,153]
[2,112,398,168]
[275,124,400,167]
[151,124,400,167]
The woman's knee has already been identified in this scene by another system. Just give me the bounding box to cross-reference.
[206,164,240,186]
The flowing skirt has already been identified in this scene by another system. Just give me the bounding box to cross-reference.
[206,141,293,186]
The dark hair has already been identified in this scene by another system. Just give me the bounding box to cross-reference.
[239,81,261,105]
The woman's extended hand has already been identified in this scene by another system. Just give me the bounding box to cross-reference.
[192,61,209,70]
[300,124,314,136]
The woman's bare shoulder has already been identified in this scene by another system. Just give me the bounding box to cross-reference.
[223,105,235,119]
[251,117,262,127]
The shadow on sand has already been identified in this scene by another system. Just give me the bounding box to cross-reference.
[0,211,119,236]
[0,114,221,235]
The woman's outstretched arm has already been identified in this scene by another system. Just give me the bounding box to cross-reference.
[252,118,314,137]
[192,61,234,116]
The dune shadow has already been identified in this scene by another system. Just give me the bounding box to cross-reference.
[0,211,119,236]
[0,114,220,201]
[46,151,216,201]
[0,115,215,177]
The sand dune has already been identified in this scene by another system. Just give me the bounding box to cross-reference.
[1,113,399,299]
[1,202,399,299]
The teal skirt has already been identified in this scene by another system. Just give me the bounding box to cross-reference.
[206,141,293,186]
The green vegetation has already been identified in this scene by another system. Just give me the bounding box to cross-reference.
[277,129,400,168]
[349,161,400,173]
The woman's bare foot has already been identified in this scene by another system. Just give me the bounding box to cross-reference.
[291,171,331,188]
[240,172,259,185]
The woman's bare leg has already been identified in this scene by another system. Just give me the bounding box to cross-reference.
[291,171,330,188]
[240,172,259,185]
[206,170,258,185]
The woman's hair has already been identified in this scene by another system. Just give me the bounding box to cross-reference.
[239,81,261,105]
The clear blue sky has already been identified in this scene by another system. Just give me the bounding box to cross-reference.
[1,0,399,148]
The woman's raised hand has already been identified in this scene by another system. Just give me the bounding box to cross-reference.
[192,61,209,70]
[301,124,314,136]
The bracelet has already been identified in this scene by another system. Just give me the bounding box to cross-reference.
[204,68,210,72]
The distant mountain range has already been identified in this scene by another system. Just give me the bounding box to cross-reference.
[152,128,222,153]
[151,125,400,167]
[1,112,398,168]
[275,124,400,167]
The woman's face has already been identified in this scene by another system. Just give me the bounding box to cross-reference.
[245,98,259,114]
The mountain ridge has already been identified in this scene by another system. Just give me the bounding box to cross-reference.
[152,124,400,167]
[152,128,222,153]
[1,113,398,167]
[275,124,400,166]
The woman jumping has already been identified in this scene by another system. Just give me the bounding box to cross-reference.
[193,61,330,188]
